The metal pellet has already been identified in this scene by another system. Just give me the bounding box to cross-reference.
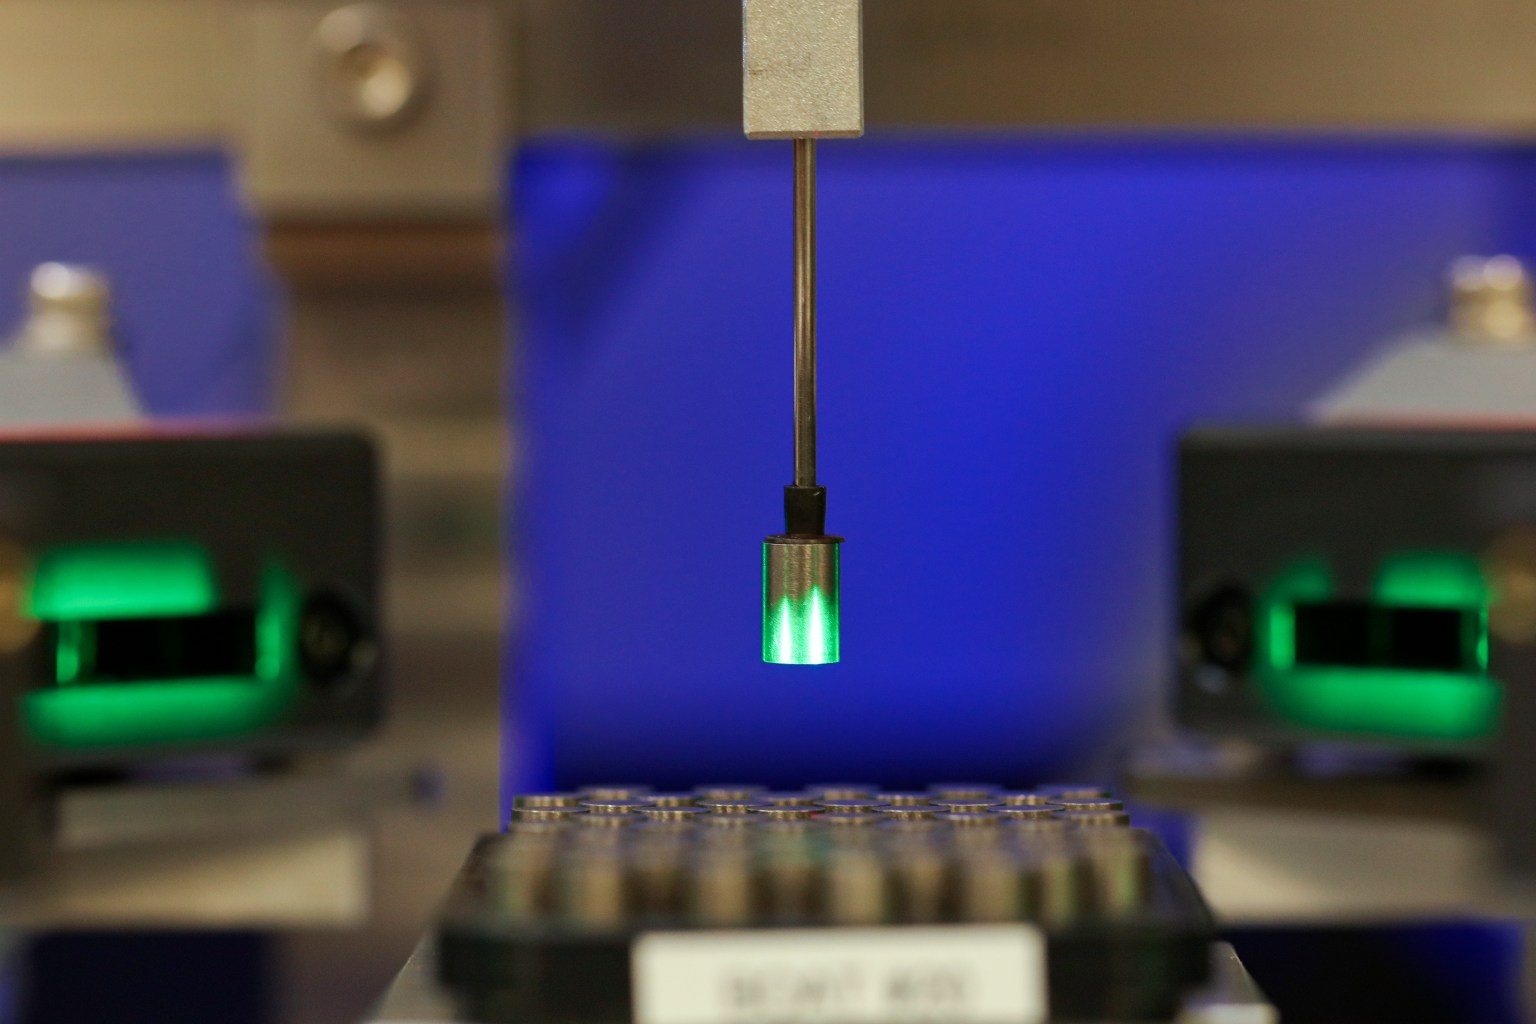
[817,812,882,828]
[1059,810,1132,828]
[1078,832,1152,916]
[698,799,765,816]
[698,815,757,837]
[695,784,766,801]
[581,798,647,815]
[1037,784,1113,800]
[928,783,1000,800]
[932,797,1000,813]
[1002,818,1072,836]
[878,791,932,806]
[997,804,1061,821]
[996,790,1054,807]
[512,807,585,823]
[879,818,945,838]
[937,811,1002,828]
[760,791,816,806]
[573,814,632,835]
[639,806,705,822]
[817,798,883,814]
[631,843,689,920]
[889,847,951,923]
[955,851,1029,923]
[761,843,819,922]
[580,784,653,800]
[1055,797,1126,813]
[757,805,819,821]
[806,783,879,800]
[559,853,630,929]
[877,806,938,821]
[486,836,559,923]
[513,792,585,809]
[642,792,699,807]
[690,852,758,926]
[1033,846,1091,925]
[823,850,889,925]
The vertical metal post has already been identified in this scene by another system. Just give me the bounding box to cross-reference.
[793,138,817,489]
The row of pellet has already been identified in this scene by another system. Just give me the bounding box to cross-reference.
[487,783,1150,930]
[511,782,1130,828]
[486,825,1151,930]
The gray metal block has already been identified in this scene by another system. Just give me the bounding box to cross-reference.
[743,0,863,139]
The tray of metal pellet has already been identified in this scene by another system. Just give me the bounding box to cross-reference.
[436,783,1215,1024]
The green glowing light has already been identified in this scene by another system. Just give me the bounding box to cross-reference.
[764,587,840,665]
[28,541,217,620]
[1254,552,1496,740]
[24,553,302,748]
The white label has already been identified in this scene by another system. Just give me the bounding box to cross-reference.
[631,926,1046,1024]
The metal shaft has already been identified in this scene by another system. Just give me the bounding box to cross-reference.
[793,138,817,488]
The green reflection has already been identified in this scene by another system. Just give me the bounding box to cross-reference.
[764,586,839,665]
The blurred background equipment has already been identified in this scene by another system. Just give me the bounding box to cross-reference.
[11,1,1536,1021]
[0,264,138,426]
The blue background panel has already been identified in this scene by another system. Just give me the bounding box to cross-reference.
[511,138,1507,796]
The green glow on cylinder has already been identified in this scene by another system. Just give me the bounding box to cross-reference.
[24,552,302,748]
[1254,551,1496,740]
[764,586,840,665]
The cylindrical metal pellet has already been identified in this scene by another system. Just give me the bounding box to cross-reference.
[928,783,1000,801]
[1055,797,1125,813]
[955,852,1029,923]
[889,847,951,923]
[817,812,881,828]
[700,799,765,816]
[1034,846,1091,925]
[877,806,938,821]
[932,797,1000,813]
[559,853,630,929]
[1037,784,1113,800]
[513,792,585,809]
[580,784,653,801]
[760,791,815,806]
[697,786,765,803]
[760,839,819,923]
[512,807,585,823]
[823,851,889,925]
[816,798,882,814]
[581,798,647,816]
[1078,831,1152,916]
[997,804,1061,821]
[938,811,1002,828]
[807,783,879,800]
[639,806,705,823]
[879,818,945,839]
[631,842,689,920]
[758,805,819,821]
[1002,819,1073,840]
[1059,810,1132,828]
[642,792,700,808]
[486,835,560,923]
[690,852,758,927]
[996,791,1054,807]
[878,791,932,807]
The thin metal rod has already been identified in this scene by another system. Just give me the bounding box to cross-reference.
[793,138,817,488]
